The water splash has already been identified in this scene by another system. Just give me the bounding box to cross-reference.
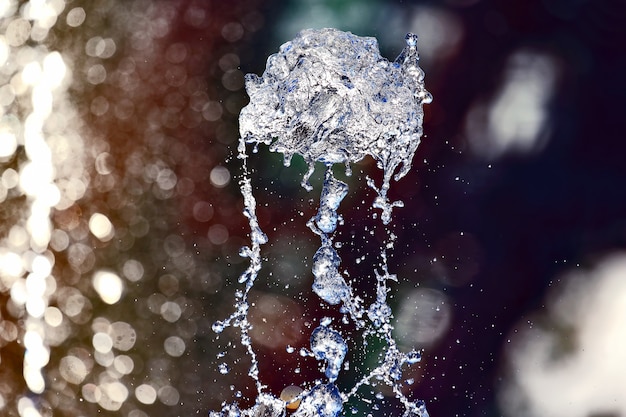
[212,28,431,417]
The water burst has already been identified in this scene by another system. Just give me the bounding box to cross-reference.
[212,28,431,417]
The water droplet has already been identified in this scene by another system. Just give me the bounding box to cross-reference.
[212,321,225,334]
[310,326,347,382]
[405,33,418,47]
[218,363,229,375]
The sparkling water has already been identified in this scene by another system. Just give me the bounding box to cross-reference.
[211,28,432,417]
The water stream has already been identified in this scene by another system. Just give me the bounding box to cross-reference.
[211,28,432,417]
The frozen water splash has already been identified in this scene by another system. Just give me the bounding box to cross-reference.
[311,242,350,305]
[212,28,430,417]
[310,326,347,383]
[239,28,432,223]
[315,168,348,234]
[293,383,343,417]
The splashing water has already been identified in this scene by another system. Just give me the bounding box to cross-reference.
[212,28,432,417]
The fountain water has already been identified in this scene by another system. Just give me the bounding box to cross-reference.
[211,28,432,417]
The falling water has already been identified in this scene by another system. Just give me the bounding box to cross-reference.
[211,28,432,417]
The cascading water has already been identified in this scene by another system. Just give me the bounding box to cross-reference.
[211,28,432,417]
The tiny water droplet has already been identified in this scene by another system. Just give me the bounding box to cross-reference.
[218,363,229,374]
[212,321,225,334]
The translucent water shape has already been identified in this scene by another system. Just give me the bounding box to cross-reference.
[211,28,432,417]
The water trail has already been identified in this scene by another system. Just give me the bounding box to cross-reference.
[212,28,431,417]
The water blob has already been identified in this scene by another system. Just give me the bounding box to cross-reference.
[211,28,431,417]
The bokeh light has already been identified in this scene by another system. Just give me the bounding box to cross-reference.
[501,254,626,417]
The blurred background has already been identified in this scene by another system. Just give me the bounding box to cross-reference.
[1,0,626,416]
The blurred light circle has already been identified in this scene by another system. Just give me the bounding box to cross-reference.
[44,306,63,327]
[163,234,185,257]
[0,250,23,277]
[26,297,46,318]
[218,53,240,71]
[94,349,114,367]
[129,217,150,238]
[221,69,244,91]
[209,166,230,188]
[241,11,264,32]
[434,231,483,286]
[113,355,134,374]
[0,132,17,158]
[208,224,229,245]
[59,355,88,384]
[57,288,86,317]
[87,64,106,84]
[98,381,128,411]
[6,18,31,47]
[192,201,214,222]
[89,213,114,241]
[95,152,114,175]
[30,254,52,276]
[23,366,45,394]
[176,177,195,196]
[100,381,128,405]
[114,98,134,120]
[160,301,182,323]
[0,84,15,107]
[281,385,303,410]
[0,38,9,66]
[81,383,101,403]
[164,336,186,357]
[394,288,452,348]
[165,43,187,64]
[249,293,305,349]
[10,278,27,305]
[122,259,144,282]
[9,225,28,249]
[90,96,109,116]
[92,270,123,304]
[128,409,149,417]
[221,22,243,42]
[85,36,105,57]
[92,332,113,353]
[156,168,177,190]
[158,385,180,406]
[98,38,116,58]
[165,65,187,87]
[50,229,69,251]
[157,274,179,296]
[0,321,18,342]
[183,5,208,28]
[135,384,157,405]
[66,7,86,27]
[147,293,166,314]
[1,168,18,188]
[109,321,136,351]
[202,101,222,121]
[68,243,95,273]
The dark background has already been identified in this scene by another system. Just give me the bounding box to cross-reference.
[234,1,626,416]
